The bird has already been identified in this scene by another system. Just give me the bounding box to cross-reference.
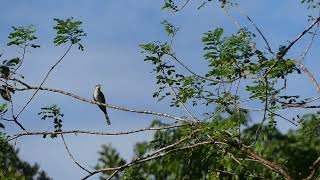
[93,84,111,125]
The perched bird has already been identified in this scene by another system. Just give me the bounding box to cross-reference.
[93,84,111,125]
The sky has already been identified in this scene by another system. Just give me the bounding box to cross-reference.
[1,0,320,179]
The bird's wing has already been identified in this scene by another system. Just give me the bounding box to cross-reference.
[99,92,106,103]
[94,90,107,113]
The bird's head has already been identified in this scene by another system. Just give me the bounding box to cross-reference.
[95,84,102,90]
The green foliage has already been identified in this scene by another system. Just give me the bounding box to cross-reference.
[301,0,320,9]
[95,144,126,180]
[161,0,177,11]
[202,28,299,81]
[122,166,145,180]
[96,113,320,179]
[140,42,209,107]
[0,136,51,180]
[53,18,86,50]
[38,105,64,138]
[161,20,179,38]
[7,25,39,48]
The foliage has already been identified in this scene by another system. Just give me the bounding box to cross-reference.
[53,17,86,50]
[96,113,320,179]
[38,105,64,139]
[7,25,40,48]
[95,144,126,180]
[0,135,51,180]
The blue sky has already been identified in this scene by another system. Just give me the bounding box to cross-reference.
[1,0,320,179]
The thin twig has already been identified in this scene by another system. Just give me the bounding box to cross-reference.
[264,16,320,77]
[16,44,73,119]
[61,134,92,174]
[267,110,298,126]
[250,77,268,147]
[82,134,193,179]
[174,0,191,11]
[236,5,274,55]
[7,124,187,142]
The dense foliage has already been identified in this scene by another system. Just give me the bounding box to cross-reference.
[0,135,51,180]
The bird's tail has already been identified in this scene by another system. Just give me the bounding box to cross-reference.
[104,112,111,125]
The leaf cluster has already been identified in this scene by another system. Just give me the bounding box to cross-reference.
[38,105,64,138]
[53,18,86,50]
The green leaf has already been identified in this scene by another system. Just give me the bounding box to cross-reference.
[53,18,86,48]
[161,20,179,37]
[5,58,20,66]
[0,103,7,113]
[7,25,38,47]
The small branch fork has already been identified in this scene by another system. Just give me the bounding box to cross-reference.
[16,44,73,119]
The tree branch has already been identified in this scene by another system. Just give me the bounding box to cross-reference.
[239,145,292,180]
[61,134,92,174]
[7,124,188,142]
[303,156,320,180]
[14,85,195,124]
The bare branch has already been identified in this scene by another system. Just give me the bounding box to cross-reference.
[239,145,293,180]
[298,63,320,95]
[61,134,92,174]
[236,5,274,55]
[7,124,188,142]
[279,16,320,60]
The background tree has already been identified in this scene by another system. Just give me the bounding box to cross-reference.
[0,134,51,180]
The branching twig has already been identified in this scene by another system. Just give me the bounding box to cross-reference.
[279,16,320,60]
[82,134,193,179]
[15,44,73,119]
[264,16,320,77]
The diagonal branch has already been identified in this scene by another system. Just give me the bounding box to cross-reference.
[239,145,292,180]
[61,134,92,174]
[15,44,73,119]
[81,134,193,179]
[264,16,320,78]
[279,16,320,60]
[236,5,274,55]
[303,156,320,180]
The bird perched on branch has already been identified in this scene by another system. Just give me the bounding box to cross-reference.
[93,84,111,125]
